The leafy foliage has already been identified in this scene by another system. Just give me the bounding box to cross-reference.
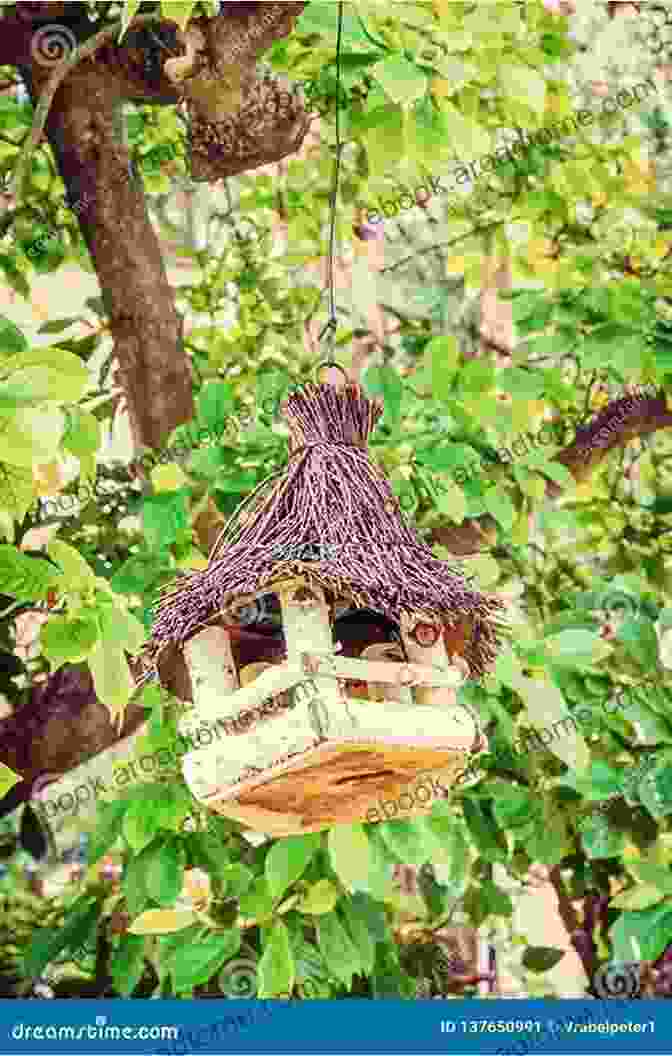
[2,0,672,1000]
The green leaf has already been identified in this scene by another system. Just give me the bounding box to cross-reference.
[238,876,275,922]
[24,897,99,978]
[522,946,566,973]
[295,3,370,43]
[617,616,661,672]
[40,614,99,670]
[37,318,81,336]
[142,491,190,551]
[196,382,234,438]
[483,488,516,533]
[128,909,196,936]
[110,934,146,996]
[0,763,21,800]
[160,0,198,30]
[442,102,491,159]
[435,479,468,524]
[220,862,254,899]
[257,921,295,998]
[363,365,402,428]
[88,639,135,722]
[327,824,372,892]
[123,798,163,854]
[579,812,626,860]
[0,546,59,602]
[316,911,361,987]
[526,807,569,867]
[171,929,241,991]
[338,899,376,976]
[145,838,186,908]
[544,628,608,670]
[62,409,100,459]
[88,799,128,865]
[492,786,538,831]
[48,539,96,592]
[298,879,340,916]
[629,862,672,896]
[4,346,90,404]
[265,834,321,901]
[480,877,514,918]
[377,819,434,867]
[499,64,546,116]
[639,763,672,820]
[426,336,459,401]
[372,55,427,105]
[0,254,29,300]
[610,902,672,963]
[96,599,146,655]
[0,316,28,358]
[610,885,666,911]
[462,799,508,863]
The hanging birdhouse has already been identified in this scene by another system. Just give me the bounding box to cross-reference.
[142,383,507,836]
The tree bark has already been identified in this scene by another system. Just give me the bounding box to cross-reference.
[20,60,194,454]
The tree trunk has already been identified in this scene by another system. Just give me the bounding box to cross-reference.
[20,60,194,454]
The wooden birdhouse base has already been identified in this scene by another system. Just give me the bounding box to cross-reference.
[194,738,474,837]
[176,576,485,836]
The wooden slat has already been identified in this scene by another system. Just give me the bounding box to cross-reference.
[301,651,466,689]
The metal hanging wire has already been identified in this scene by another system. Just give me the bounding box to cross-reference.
[317,0,346,366]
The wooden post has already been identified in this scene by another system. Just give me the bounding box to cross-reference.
[360,643,404,703]
[275,579,355,738]
[184,626,239,717]
[400,613,459,708]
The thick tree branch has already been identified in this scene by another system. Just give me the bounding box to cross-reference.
[431,390,672,555]
[20,59,194,454]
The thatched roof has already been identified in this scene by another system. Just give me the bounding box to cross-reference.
[142,383,507,678]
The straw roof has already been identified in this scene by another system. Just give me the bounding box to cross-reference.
[142,383,507,678]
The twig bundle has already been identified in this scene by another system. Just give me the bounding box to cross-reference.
[142,383,506,678]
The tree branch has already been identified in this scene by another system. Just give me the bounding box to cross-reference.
[19,59,194,455]
[431,390,672,555]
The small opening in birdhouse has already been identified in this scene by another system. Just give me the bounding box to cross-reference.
[226,593,287,681]
[333,607,404,701]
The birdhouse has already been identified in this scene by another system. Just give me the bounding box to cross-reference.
[142,383,506,836]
